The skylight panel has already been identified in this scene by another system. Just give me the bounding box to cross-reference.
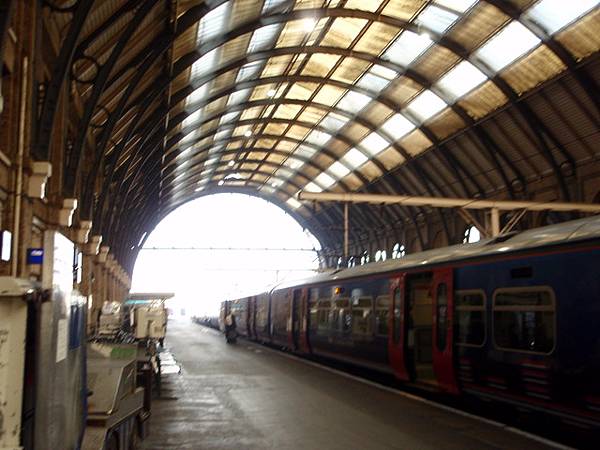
[262,0,289,13]
[286,197,302,209]
[415,4,460,34]
[205,156,219,166]
[328,161,351,179]
[360,132,389,156]
[227,88,251,106]
[248,24,282,53]
[182,110,202,128]
[356,71,391,95]
[276,167,294,178]
[381,113,415,140]
[196,2,229,43]
[286,157,304,170]
[336,91,372,115]
[370,64,398,81]
[304,182,323,193]
[305,129,332,146]
[383,31,432,67]
[190,49,218,80]
[436,60,487,101]
[342,148,369,169]
[434,0,478,13]
[214,129,231,141]
[294,145,317,159]
[315,172,336,188]
[524,0,598,35]
[220,111,240,125]
[474,21,541,72]
[320,113,348,132]
[236,62,262,82]
[405,90,447,122]
[260,185,276,194]
[186,83,208,104]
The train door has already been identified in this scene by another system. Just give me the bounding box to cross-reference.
[406,272,436,386]
[432,268,459,394]
[388,274,409,380]
[291,289,303,351]
[300,288,311,353]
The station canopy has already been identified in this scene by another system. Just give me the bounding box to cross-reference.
[67,0,600,253]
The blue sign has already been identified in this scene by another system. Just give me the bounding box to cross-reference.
[27,248,44,265]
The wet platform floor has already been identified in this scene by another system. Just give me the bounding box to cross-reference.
[140,319,558,450]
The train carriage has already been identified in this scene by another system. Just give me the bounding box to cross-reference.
[224,215,600,429]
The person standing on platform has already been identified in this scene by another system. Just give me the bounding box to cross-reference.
[225,312,237,344]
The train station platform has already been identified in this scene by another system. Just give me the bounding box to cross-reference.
[140,319,561,450]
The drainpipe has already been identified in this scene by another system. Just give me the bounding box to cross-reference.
[11,56,27,276]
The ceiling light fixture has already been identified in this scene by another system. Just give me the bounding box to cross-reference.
[244,130,252,137]
[228,160,235,167]
[267,89,277,97]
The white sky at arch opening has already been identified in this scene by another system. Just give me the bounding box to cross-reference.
[131,194,321,317]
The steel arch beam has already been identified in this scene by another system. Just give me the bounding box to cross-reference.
[33,0,96,160]
[63,0,159,197]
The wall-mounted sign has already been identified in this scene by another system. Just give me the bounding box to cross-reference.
[27,248,44,265]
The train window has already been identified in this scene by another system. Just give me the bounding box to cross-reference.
[375,296,390,336]
[436,283,448,351]
[352,297,373,336]
[393,288,402,344]
[331,298,350,332]
[455,291,486,347]
[493,288,555,354]
[317,299,331,331]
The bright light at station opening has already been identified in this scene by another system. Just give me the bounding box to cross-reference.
[131,194,321,317]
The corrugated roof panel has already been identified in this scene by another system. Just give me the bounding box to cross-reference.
[353,22,400,55]
[381,0,428,22]
[250,84,277,101]
[385,77,423,108]
[340,122,370,143]
[457,80,508,119]
[447,2,509,52]
[262,55,294,77]
[427,109,466,139]
[399,129,433,156]
[341,172,364,190]
[297,107,327,124]
[377,147,405,170]
[412,45,461,82]
[555,7,600,60]
[359,160,385,181]
[286,125,311,140]
[286,82,318,100]
[264,122,289,136]
[255,138,278,149]
[273,103,303,119]
[301,53,342,77]
[324,18,370,48]
[501,45,566,95]
[360,103,394,127]
[313,84,346,106]
[345,0,385,12]
[240,106,265,120]
[276,19,315,48]
[331,57,371,84]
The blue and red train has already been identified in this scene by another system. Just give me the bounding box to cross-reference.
[221,215,600,430]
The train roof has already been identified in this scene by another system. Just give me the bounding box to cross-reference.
[273,214,600,291]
